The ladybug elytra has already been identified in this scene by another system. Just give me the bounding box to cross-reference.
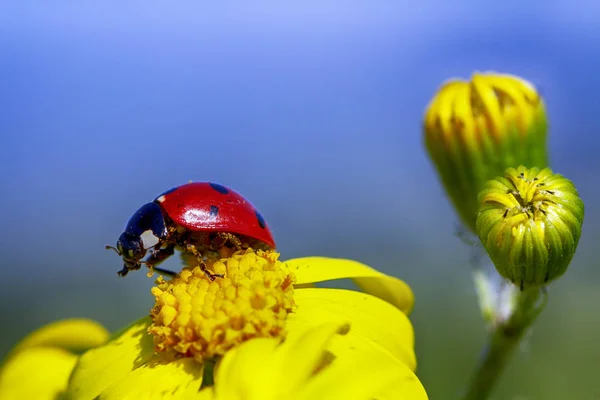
[106,182,275,279]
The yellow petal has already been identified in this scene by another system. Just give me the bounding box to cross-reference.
[0,347,77,400]
[204,322,426,400]
[100,357,204,400]
[210,323,349,400]
[67,317,155,400]
[6,318,109,358]
[286,257,414,314]
[197,387,215,400]
[295,335,428,400]
[278,323,350,393]
[212,338,282,400]
[375,373,430,400]
[286,314,417,375]
[291,288,416,369]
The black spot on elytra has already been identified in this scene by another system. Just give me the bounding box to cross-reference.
[209,183,229,194]
[209,205,219,218]
[255,210,266,229]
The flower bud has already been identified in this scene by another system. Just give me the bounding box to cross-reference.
[476,166,584,289]
[423,72,549,233]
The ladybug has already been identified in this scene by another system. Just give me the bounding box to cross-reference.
[106,182,275,279]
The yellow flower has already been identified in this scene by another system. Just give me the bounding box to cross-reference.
[0,319,109,400]
[65,249,425,399]
[423,72,549,233]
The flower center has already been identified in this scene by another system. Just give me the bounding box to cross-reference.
[502,168,555,224]
[148,249,296,362]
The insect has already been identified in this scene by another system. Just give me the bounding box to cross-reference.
[106,182,275,280]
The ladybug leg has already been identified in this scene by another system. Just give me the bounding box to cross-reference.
[117,261,143,277]
[144,245,177,276]
[150,266,177,277]
[147,245,175,264]
[117,265,130,277]
[211,232,243,251]
[185,243,224,281]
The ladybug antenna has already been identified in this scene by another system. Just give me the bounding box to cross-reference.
[105,245,121,256]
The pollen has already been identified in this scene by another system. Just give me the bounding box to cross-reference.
[148,249,296,362]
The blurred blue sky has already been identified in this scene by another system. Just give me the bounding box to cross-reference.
[1,2,600,398]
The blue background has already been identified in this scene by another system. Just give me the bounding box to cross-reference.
[1,2,599,398]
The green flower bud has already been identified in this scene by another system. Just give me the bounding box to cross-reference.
[476,166,584,289]
[423,72,549,233]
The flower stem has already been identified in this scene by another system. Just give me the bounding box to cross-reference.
[463,286,547,400]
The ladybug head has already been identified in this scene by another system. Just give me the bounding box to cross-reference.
[107,202,169,276]
[116,232,147,269]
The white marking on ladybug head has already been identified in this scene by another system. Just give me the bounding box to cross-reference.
[140,230,160,249]
[156,195,166,203]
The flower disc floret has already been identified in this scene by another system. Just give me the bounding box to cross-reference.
[148,249,296,361]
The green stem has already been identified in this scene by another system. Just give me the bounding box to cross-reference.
[462,286,547,400]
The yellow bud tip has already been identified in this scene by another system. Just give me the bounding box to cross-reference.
[424,71,543,138]
[476,166,585,289]
[148,248,296,361]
